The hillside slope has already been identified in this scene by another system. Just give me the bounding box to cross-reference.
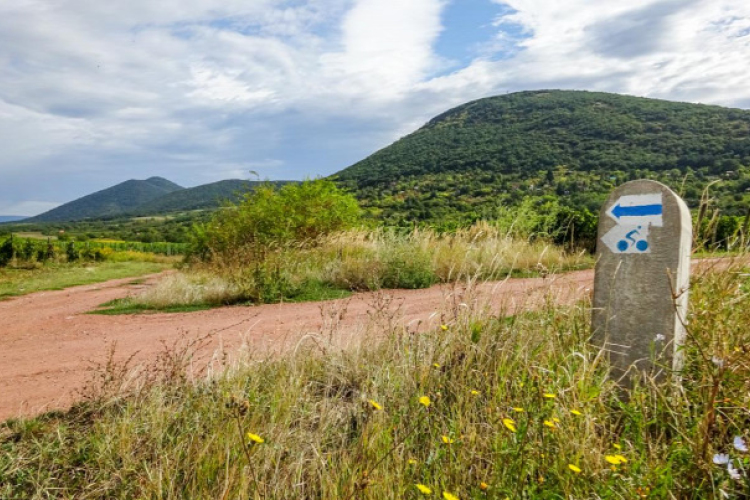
[27,177,184,222]
[127,180,292,216]
[335,90,750,224]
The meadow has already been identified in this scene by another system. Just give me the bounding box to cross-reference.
[1,260,748,498]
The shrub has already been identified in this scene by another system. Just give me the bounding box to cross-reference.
[191,179,362,265]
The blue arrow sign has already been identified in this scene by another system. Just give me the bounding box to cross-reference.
[611,203,663,220]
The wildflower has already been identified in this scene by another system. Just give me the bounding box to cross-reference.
[368,400,382,411]
[543,420,556,429]
[552,417,561,423]
[728,460,742,481]
[433,363,441,368]
[471,390,480,396]
[246,432,264,444]
[712,356,725,369]
[605,455,627,465]
[713,453,730,465]
[479,482,489,491]
[570,409,583,416]
[613,444,622,450]
[442,435,455,444]
[512,407,525,413]
[408,458,418,465]
[543,393,556,399]
[734,435,748,453]
[568,464,582,473]
[419,396,431,408]
[416,484,432,495]
[502,418,517,432]
[441,324,449,331]
[443,492,459,500]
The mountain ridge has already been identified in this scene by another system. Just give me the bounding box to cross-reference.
[334,90,750,225]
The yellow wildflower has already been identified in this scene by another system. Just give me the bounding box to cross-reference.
[479,482,489,491]
[512,407,525,413]
[570,409,583,416]
[419,396,431,408]
[502,418,517,432]
[605,455,628,465]
[441,324,449,331]
[442,435,455,444]
[443,492,459,500]
[408,458,418,465]
[543,420,556,429]
[613,444,622,450]
[568,464,582,473]
[552,417,561,423]
[368,400,382,411]
[471,390,480,396]
[543,393,556,399]
[246,432,264,444]
[433,363,441,368]
[416,484,432,495]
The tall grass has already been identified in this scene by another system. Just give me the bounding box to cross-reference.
[118,223,590,310]
[2,262,749,498]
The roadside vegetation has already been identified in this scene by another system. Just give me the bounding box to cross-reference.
[2,259,748,498]
[94,180,589,313]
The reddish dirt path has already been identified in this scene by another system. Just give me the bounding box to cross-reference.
[0,258,734,421]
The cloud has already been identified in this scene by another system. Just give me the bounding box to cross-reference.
[0,0,749,215]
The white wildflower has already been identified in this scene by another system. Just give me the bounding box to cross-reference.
[733,436,748,453]
[713,453,730,465]
[727,460,743,481]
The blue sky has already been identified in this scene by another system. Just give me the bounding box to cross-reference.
[1,0,750,216]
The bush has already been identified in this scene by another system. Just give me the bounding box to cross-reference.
[191,179,362,265]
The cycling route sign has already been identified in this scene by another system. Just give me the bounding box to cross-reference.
[592,180,692,389]
[600,193,664,254]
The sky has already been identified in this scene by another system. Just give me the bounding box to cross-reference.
[1,0,750,216]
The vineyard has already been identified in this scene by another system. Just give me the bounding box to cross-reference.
[0,235,187,267]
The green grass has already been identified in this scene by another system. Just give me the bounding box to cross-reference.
[91,297,215,315]
[0,262,169,299]
[1,264,748,498]
[92,279,353,315]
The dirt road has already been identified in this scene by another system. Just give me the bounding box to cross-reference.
[2,259,731,421]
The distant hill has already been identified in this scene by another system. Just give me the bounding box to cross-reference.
[0,216,27,224]
[335,90,750,224]
[27,177,184,222]
[127,180,292,216]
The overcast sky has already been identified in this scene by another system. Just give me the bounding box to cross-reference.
[1,0,750,216]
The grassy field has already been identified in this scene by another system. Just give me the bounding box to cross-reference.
[110,224,592,313]
[0,261,170,299]
[1,262,748,498]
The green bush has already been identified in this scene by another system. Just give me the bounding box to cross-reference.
[380,245,437,289]
[192,179,362,264]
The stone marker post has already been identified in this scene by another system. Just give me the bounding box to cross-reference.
[592,180,692,385]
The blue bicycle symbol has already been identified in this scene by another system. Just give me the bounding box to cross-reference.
[617,226,649,252]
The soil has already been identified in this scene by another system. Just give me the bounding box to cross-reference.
[0,259,732,421]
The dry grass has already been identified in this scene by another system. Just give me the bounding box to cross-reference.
[2,261,749,498]
[120,224,590,310]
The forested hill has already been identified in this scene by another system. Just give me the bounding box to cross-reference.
[126,180,292,216]
[26,177,185,222]
[334,90,750,225]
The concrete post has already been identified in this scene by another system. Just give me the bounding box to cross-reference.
[592,180,692,386]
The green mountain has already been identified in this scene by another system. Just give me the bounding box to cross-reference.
[27,177,185,222]
[127,180,292,216]
[335,90,750,225]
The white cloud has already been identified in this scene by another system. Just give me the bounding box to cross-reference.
[0,0,749,215]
